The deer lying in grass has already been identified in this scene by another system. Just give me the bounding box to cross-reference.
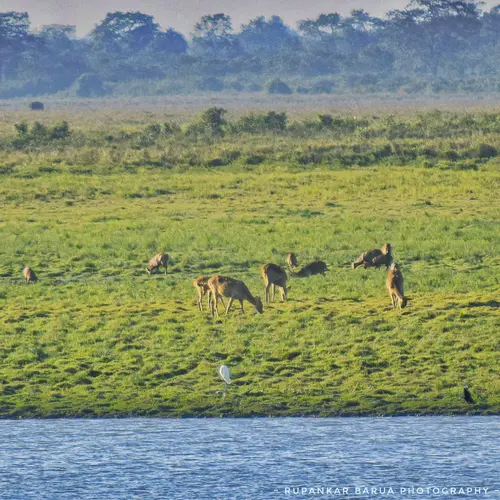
[291,261,328,277]
[386,262,408,309]
[261,264,290,303]
[286,252,299,270]
[352,243,392,270]
[193,275,225,312]
[23,266,38,283]
[146,252,169,275]
[208,275,263,317]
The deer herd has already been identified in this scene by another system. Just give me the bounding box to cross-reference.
[22,244,409,315]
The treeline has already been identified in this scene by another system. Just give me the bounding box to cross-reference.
[3,1,500,98]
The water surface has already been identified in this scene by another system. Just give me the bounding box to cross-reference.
[0,417,499,499]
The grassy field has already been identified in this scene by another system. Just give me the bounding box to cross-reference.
[0,102,499,417]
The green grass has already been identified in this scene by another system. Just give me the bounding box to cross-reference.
[0,107,499,418]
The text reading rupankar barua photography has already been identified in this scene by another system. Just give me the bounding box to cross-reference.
[1,0,500,498]
[284,486,492,496]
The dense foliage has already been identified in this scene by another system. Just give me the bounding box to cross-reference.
[3,1,500,97]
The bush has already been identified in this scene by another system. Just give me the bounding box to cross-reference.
[262,111,287,132]
[473,143,497,159]
[198,77,224,92]
[135,122,180,146]
[235,111,287,134]
[266,78,292,95]
[12,121,72,148]
[318,114,334,128]
[51,121,71,140]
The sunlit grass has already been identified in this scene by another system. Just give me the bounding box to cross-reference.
[0,108,499,417]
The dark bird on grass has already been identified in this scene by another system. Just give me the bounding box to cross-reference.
[463,386,475,404]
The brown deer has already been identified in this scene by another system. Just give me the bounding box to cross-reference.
[146,252,169,275]
[23,266,38,283]
[352,243,392,270]
[386,262,408,309]
[286,252,299,270]
[261,264,290,303]
[193,276,225,312]
[292,261,327,277]
[208,275,263,317]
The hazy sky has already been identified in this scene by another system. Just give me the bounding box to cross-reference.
[3,0,496,37]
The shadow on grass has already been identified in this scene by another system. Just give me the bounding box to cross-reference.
[467,300,500,308]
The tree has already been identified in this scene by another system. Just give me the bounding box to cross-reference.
[298,13,342,52]
[152,29,188,54]
[91,11,160,52]
[239,16,300,54]
[0,12,33,80]
[194,13,232,40]
[341,9,382,51]
[192,14,240,58]
[200,107,227,135]
[0,11,30,41]
[386,0,483,76]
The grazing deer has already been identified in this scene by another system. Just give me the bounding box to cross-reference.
[23,266,38,283]
[386,262,408,309]
[193,276,225,312]
[146,252,168,275]
[352,243,392,270]
[208,275,263,317]
[291,261,328,277]
[261,264,290,303]
[286,252,299,270]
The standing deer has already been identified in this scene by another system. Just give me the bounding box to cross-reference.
[286,252,299,270]
[23,266,38,283]
[261,264,290,303]
[193,276,225,312]
[291,261,328,277]
[208,275,263,317]
[386,262,408,309]
[352,243,392,270]
[146,252,169,275]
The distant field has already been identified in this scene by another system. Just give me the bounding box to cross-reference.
[3,92,500,121]
[0,104,499,417]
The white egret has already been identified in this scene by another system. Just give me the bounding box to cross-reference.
[219,365,231,396]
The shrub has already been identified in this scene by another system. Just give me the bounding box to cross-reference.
[235,111,287,134]
[51,121,71,140]
[184,108,227,138]
[263,111,287,132]
[318,114,334,128]
[201,107,227,135]
[266,78,292,95]
[12,121,72,148]
[474,143,497,159]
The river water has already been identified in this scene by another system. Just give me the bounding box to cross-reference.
[0,417,499,499]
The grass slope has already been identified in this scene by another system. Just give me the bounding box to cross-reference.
[1,164,499,417]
